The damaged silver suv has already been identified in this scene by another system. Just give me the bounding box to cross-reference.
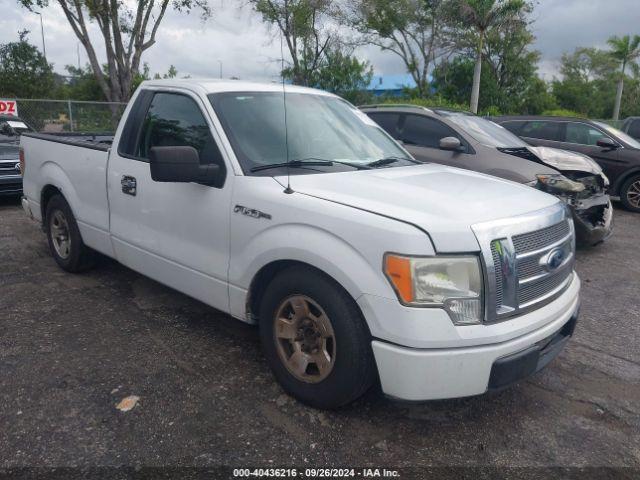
[361,105,612,246]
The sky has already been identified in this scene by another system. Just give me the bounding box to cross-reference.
[0,0,638,83]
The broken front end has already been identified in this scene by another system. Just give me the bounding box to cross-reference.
[534,171,613,246]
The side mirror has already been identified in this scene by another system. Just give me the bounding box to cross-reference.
[149,146,220,185]
[439,136,464,152]
[1,123,14,136]
[596,137,618,149]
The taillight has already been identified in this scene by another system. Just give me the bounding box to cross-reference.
[19,147,25,175]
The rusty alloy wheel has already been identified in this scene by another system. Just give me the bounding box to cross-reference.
[273,295,336,383]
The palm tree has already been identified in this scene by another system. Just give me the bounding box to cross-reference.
[457,0,525,113]
[608,34,640,121]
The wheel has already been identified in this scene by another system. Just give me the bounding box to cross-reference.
[45,194,95,272]
[259,266,376,409]
[620,174,640,212]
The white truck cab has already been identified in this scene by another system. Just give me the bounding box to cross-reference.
[20,79,580,408]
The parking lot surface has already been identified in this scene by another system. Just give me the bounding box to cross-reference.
[1,196,638,474]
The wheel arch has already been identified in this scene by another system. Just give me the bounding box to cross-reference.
[245,260,369,329]
[612,167,640,196]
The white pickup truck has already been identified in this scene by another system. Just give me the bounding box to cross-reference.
[20,79,580,408]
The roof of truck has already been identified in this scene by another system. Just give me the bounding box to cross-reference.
[140,78,336,97]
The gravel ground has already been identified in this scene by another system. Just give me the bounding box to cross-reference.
[0,195,638,477]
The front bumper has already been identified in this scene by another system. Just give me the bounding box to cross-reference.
[369,277,580,401]
[569,195,613,246]
[0,175,22,195]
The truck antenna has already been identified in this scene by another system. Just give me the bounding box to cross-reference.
[280,31,293,194]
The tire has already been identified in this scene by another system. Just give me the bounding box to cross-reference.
[259,266,376,409]
[620,174,640,213]
[45,194,95,272]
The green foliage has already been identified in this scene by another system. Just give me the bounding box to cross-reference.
[284,46,373,104]
[0,31,55,98]
[541,109,582,118]
[55,65,107,101]
[351,0,450,97]
[377,95,469,111]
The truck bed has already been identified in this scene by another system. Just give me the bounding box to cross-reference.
[21,132,114,152]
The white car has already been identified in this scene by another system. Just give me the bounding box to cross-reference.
[20,79,580,408]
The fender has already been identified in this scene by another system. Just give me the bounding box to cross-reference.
[612,166,640,196]
[228,222,421,321]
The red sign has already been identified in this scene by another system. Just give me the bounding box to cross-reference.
[0,100,18,116]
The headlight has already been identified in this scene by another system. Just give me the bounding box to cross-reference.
[384,254,483,325]
[536,174,585,193]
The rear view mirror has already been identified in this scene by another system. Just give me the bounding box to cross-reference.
[596,138,618,149]
[439,136,464,152]
[149,146,220,185]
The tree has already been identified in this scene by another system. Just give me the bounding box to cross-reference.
[607,34,640,120]
[252,0,336,86]
[348,0,452,97]
[292,44,373,103]
[432,9,554,114]
[452,0,525,113]
[0,30,55,98]
[18,0,210,103]
[551,47,619,118]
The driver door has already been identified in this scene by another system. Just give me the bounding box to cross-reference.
[108,89,233,312]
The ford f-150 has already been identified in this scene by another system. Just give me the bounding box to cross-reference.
[20,80,581,408]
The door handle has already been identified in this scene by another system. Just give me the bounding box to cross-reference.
[121,175,137,196]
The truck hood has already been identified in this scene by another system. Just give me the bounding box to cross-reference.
[284,164,559,252]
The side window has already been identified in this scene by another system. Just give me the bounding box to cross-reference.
[137,93,225,172]
[501,121,525,135]
[366,112,400,139]
[628,119,640,139]
[520,121,562,141]
[565,122,611,146]
[400,114,459,148]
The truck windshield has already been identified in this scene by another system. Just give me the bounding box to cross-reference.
[209,92,410,174]
[437,111,528,148]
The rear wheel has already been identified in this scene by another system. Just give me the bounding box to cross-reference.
[259,266,376,409]
[620,174,640,213]
[45,194,95,272]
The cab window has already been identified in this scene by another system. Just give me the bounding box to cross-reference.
[137,93,225,175]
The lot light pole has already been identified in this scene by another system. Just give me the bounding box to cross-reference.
[34,12,47,63]
[218,60,222,79]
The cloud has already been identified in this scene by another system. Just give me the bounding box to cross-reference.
[0,0,637,84]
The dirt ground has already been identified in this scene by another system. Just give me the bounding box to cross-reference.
[1,195,638,477]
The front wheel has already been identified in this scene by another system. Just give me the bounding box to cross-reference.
[259,266,376,409]
[620,174,640,212]
[45,194,95,272]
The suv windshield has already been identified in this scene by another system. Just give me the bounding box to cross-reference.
[0,118,33,143]
[437,111,528,148]
[209,92,410,174]
[593,121,640,149]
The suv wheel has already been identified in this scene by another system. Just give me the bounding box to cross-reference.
[259,266,376,409]
[620,174,640,213]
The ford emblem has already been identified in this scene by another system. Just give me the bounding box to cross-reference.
[542,248,566,271]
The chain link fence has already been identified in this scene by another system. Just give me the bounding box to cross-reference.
[15,99,127,134]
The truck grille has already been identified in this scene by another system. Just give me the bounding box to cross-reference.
[473,203,575,322]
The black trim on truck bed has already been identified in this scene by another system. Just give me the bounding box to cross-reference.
[21,132,114,152]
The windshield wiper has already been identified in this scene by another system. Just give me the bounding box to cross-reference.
[366,156,421,168]
[250,158,371,173]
